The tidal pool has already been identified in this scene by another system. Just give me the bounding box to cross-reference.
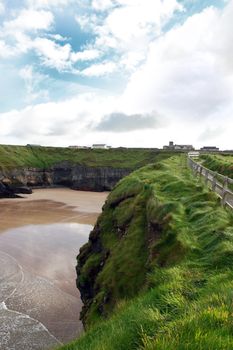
[0,189,108,350]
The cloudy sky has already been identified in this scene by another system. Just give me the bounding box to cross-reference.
[0,0,232,149]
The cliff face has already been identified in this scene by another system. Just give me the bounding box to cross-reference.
[76,164,166,327]
[0,162,131,197]
[53,162,131,191]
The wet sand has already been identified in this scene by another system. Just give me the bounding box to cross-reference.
[0,188,108,349]
[0,188,108,231]
[7,188,108,213]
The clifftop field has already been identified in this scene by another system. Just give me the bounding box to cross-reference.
[59,155,233,350]
[200,154,233,179]
[0,145,173,170]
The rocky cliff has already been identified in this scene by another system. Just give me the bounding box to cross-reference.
[0,162,131,197]
[0,145,175,198]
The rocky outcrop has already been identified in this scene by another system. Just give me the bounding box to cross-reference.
[0,181,32,198]
[0,162,131,197]
[0,182,16,198]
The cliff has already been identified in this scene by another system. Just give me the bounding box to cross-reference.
[0,163,131,195]
[0,145,173,197]
[63,155,233,350]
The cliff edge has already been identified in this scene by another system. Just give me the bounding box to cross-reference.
[68,155,233,350]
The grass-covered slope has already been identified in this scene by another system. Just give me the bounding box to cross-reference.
[200,154,233,179]
[59,155,233,350]
[0,145,172,170]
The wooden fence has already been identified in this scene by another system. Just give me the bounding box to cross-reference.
[188,156,233,210]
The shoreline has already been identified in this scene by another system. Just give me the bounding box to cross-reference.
[0,187,109,213]
[0,188,108,347]
[0,188,108,230]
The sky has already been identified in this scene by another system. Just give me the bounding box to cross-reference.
[0,0,232,149]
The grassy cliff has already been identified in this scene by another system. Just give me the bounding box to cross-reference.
[0,145,172,170]
[59,155,233,350]
[200,154,233,179]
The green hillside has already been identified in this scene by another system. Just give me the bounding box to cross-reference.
[59,155,233,350]
[0,145,172,170]
[200,154,233,179]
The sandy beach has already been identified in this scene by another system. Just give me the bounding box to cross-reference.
[0,188,108,231]
[0,188,108,349]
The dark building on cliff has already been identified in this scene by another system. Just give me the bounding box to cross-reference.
[200,146,220,152]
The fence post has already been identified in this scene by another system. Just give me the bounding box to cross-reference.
[205,170,209,185]
[194,164,199,176]
[191,160,196,175]
[221,190,227,207]
[194,165,197,175]
[199,166,202,177]
[224,177,229,190]
[212,172,217,191]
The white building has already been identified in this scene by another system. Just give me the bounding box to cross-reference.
[188,151,200,158]
[174,145,194,150]
[92,144,111,149]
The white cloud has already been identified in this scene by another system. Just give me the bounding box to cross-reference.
[0,1,5,15]
[0,5,99,72]
[32,38,72,70]
[92,0,114,11]
[0,93,117,145]
[3,9,54,33]
[0,8,76,71]
[75,0,183,72]
[80,61,116,77]
[0,0,183,74]
[47,33,69,42]
[120,51,145,71]
[198,126,225,142]
[19,65,49,103]
[0,25,72,71]
[0,40,16,58]
[26,0,71,9]
[75,13,99,32]
[121,3,233,126]
[71,49,101,62]
[100,0,182,45]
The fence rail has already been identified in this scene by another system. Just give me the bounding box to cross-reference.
[188,156,233,210]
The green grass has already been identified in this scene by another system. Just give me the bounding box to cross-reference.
[0,145,173,170]
[58,155,233,350]
[200,154,233,179]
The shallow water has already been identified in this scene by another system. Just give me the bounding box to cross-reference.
[0,189,108,349]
